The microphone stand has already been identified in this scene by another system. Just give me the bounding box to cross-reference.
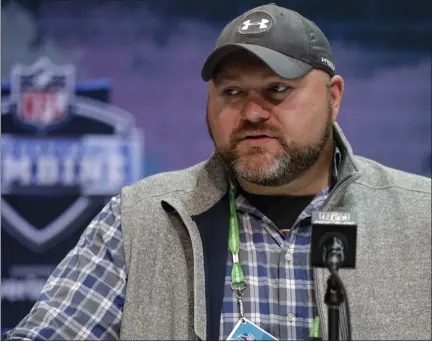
[324,272,344,340]
[323,237,345,341]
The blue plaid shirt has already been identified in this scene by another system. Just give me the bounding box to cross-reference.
[4,151,340,341]
[4,196,126,340]
[220,186,331,340]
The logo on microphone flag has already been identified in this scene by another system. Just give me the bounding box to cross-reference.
[319,212,351,222]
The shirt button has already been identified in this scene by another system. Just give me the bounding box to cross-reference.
[288,313,296,322]
[285,252,293,263]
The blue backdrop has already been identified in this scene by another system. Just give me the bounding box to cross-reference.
[1,0,431,333]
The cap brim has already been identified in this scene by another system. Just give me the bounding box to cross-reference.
[201,43,313,82]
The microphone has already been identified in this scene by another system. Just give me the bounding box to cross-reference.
[310,211,358,341]
[310,211,357,270]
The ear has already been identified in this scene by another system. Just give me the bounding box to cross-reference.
[329,75,344,122]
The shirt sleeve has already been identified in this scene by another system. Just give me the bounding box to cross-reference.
[3,195,126,341]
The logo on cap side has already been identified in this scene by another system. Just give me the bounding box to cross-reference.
[237,12,273,35]
[321,57,335,71]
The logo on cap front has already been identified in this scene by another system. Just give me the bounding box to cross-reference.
[237,12,273,35]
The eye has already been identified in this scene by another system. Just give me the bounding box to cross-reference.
[222,88,243,96]
[266,83,290,93]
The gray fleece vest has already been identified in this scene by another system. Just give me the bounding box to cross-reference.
[119,124,431,340]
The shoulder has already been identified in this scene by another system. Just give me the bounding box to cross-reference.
[353,155,431,195]
[120,160,207,207]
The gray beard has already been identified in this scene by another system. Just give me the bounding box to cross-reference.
[211,107,333,187]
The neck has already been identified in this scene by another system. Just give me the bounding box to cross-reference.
[236,141,335,196]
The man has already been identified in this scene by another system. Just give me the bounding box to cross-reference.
[4,3,431,341]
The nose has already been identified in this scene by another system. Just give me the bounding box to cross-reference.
[242,98,270,123]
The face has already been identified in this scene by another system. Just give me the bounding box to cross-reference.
[206,51,341,187]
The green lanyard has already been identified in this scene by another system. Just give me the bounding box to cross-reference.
[229,186,320,335]
[228,187,247,321]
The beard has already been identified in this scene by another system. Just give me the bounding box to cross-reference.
[207,100,333,187]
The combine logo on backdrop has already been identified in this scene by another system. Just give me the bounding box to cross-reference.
[1,57,143,252]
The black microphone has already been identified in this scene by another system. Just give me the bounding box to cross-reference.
[310,211,358,341]
[323,235,345,271]
[310,211,357,270]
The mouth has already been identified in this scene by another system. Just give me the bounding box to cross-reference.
[243,134,271,140]
[238,131,275,140]
[237,134,277,146]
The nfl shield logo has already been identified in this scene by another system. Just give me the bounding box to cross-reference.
[10,57,74,131]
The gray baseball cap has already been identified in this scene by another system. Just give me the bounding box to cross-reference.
[201,3,335,82]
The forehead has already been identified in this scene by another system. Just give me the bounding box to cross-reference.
[212,50,277,81]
